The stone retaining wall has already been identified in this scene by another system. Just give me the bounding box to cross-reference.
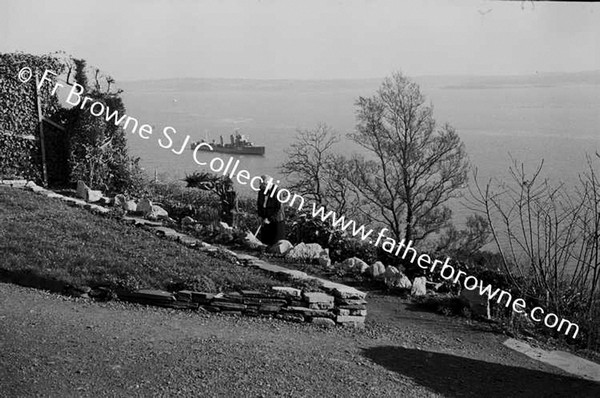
[118,287,367,327]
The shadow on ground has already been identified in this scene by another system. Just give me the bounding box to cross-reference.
[363,346,600,398]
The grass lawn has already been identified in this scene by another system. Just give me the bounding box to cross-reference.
[0,186,280,293]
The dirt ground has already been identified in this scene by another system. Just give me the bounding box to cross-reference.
[1,282,599,397]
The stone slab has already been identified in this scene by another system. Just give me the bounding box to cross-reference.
[130,289,175,300]
[284,306,335,318]
[0,179,28,187]
[272,286,302,297]
[259,304,284,313]
[179,235,201,247]
[210,301,247,311]
[504,338,600,382]
[243,297,288,306]
[303,292,334,304]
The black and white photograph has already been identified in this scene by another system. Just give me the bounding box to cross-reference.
[1,0,600,396]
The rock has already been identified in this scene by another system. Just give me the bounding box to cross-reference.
[147,205,169,220]
[268,240,294,255]
[397,275,412,289]
[460,289,491,319]
[87,190,103,203]
[318,248,331,267]
[175,290,193,302]
[359,262,370,274]
[118,289,176,305]
[303,292,334,305]
[219,221,233,232]
[330,286,367,300]
[286,242,324,260]
[284,307,334,318]
[318,256,332,267]
[243,231,267,250]
[76,180,102,203]
[311,317,336,328]
[272,286,302,297]
[258,304,284,313]
[369,261,386,280]
[383,265,400,287]
[181,216,196,226]
[210,302,247,311]
[280,270,309,280]
[76,180,87,199]
[384,267,411,289]
[137,198,153,215]
[123,200,137,212]
[335,298,367,306]
[304,292,334,310]
[411,276,427,296]
[341,257,369,273]
[87,204,110,215]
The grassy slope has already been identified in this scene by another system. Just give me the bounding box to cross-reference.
[0,186,278,293]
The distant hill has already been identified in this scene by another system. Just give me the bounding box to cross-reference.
[439,70,600,90]
[118,71,600,93]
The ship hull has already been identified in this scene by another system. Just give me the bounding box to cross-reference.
[190,142,265,156]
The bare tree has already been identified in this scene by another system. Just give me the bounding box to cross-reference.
[280,123,339,205]
[349,72,469,242]
[469,156,600,349]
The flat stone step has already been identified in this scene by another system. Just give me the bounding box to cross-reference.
[504,338,600,382]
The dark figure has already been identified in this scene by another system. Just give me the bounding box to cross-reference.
[220,178,237,227]
[257,175,285,245]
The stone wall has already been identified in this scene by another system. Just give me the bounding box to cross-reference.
[117,287,367,328]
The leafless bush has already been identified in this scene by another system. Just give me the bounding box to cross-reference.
[468,154,600,350]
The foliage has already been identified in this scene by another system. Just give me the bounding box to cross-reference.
[0,52,66,181]
[278,73,470,275]
[56,57,143,194]
[0,135,40,180]
[141,180,220,221]
[0,52,143,192]
[286,208,377,263]
[0,52,66,136]
[184,171,233,196]
[349,72,469,244]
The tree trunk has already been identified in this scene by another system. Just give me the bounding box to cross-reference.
[405,205,413,242]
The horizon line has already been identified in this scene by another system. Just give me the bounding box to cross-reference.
[118,69,600,84]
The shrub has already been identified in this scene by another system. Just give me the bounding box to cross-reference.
[286,208,377,263]
[0,135,40,181]
[142,180,220,221]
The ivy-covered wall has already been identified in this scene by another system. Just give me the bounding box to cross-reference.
[0,52,66,180]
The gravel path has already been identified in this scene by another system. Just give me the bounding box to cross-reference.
[1,283,599,397]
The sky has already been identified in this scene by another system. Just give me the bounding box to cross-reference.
[1,0,599,81]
